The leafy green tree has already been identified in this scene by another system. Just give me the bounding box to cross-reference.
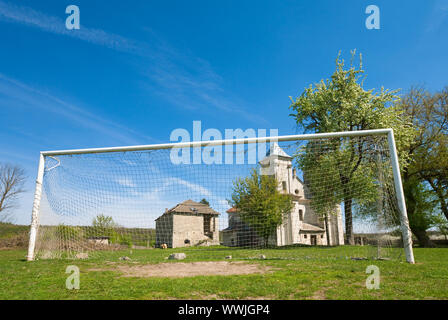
[433,214,448,241]
[91,214,132,246]
[199,198,210,206]
[289,51,414,244]
[398,86,448,246]
[92,214,116,229]
[230,169,293,246]
[92,214,117,237]
[297,140,381,244]
[403,177,438,247]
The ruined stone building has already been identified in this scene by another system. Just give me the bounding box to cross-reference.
[155,200,220,248]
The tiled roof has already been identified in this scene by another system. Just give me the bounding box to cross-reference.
[226,207,238,213]
[166,200,220,216]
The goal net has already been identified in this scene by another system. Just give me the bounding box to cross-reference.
[27,130,414,263]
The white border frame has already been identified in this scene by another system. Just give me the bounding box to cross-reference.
[27,128,415,263]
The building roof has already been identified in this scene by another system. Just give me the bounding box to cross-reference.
[226,207,238,213]
[300,223,325,233]
[259,143,292,168]
[265,142,292,159]
[156,200,220,221]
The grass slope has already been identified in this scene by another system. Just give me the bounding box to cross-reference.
[0,223,28,238]
[0,246,447,300]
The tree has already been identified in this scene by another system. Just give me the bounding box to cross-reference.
[433,214,448,241]
[289,51,414,244]
[398,86,448,246]
[199,198,210,206]
[92,214,117,236]
[0,164,26,222]
[403,177,438,247]
[297,139,380,245]
[230,169,293,246]
[91,214,126,244]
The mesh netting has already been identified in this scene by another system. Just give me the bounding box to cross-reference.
[33,135,404,261]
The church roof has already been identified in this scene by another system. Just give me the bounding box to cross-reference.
[265,142,292,159]
[300,223,325,233]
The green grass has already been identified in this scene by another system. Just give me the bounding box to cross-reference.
[0,246,447,300]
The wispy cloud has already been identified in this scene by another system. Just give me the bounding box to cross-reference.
[426,0,448,32]
[116,178,136,188]
[0,1,268,124]
[0,1,141,54]
[165,177,212,198]
[0,73,152,146]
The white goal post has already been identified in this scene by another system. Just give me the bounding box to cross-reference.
[26,128,415,263]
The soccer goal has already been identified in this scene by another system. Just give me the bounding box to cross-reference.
[26,128,415,263]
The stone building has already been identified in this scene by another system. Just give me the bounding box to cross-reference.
[222,143,344,247]
[155,200,220,248]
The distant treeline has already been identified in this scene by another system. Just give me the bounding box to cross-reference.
[0,222,157,249]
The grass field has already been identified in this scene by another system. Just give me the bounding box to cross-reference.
[0,246,447,300]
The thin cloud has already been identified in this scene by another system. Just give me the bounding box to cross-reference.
[0,1,268,125]
[0,1,140,54]
[0,73,152,146]
[426,0,448,32]
[116,178,136,188]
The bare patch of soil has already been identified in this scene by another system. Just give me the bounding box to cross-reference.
[311,289,327,300]
[90,261,271,278]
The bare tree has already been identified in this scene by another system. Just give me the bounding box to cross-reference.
[0,164,26,222]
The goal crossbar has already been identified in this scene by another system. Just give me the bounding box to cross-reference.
[27,128,415,263]
[40,129,393,156]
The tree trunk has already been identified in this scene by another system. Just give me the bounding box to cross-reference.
[434,187,448,221]
[426,177,448,221]
[264,236,269,247]
[324,214,331,246]
[344,198,354,245]
[412,228,436,248]
[441,202,448,222]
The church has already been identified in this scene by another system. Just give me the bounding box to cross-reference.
[222,143,344,247]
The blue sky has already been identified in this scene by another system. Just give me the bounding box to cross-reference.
[0,0,447,225]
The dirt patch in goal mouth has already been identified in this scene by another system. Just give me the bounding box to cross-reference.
[90,261,271,278]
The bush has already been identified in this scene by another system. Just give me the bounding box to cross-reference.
[55,225,84,240]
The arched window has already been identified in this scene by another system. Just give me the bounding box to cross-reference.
[299,209,303,221]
